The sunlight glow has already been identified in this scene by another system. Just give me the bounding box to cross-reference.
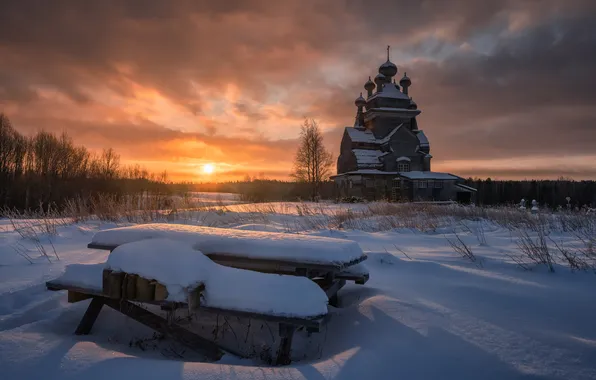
[202,163,215,174]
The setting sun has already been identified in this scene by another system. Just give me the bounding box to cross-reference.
[202,163,215,174]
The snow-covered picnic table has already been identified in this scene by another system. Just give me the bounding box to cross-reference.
[46,224,370,365]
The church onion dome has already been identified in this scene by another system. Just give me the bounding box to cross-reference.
[364,76,375,91]
[354,92,366,107]
[408,99,418,110]
[379,59,398,78]
[400,72,411,87]
[374,73,386,84]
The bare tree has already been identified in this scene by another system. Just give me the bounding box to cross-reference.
[291,119,333,200]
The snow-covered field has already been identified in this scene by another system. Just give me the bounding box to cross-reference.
[1,202,596,380]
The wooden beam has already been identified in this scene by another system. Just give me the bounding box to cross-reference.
[68,290,92,303]
[75,297,105,335]
[46,281,325,330]
[324,279,346,307]
[103,297,224,361]
[275,323,296,365]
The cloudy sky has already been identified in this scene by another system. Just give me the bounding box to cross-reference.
[1,0,595,181]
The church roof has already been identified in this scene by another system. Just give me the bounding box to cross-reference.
[398,171,462,180]
[345,123,404,145]
[379,123,404,144]
[346,127,377,143]
[415,130,429,147]
[331,169,397,178]
[352,149,383,168]
[368,83,410,101]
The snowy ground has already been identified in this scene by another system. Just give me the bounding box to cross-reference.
[1,204,596,380]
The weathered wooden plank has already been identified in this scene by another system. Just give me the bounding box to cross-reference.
[123,273,138,299]
[102,269,125,299]
[68,290,92,303]
[75,297,105,335]
[323,279,346,307]
[135,276,155,301]
[275,323,296,365]
[103,297,224,361]
[154,282,168,301]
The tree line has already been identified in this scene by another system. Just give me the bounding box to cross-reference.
[0,113,177,211]
[466,178,596,209]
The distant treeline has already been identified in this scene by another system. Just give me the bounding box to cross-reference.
[465,178,596,208]
[194,179,336,203]
[196,178,596,207]
[0,114,187,211]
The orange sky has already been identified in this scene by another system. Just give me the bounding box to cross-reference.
[1,1,596,182]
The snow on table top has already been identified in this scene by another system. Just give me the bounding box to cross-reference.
[54,263,104,291]
[55,239,329,318]
[90,223,366,268]
[339,262,369,277]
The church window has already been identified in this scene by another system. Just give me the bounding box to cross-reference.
[418,180,427,189]
[398,162,410,172]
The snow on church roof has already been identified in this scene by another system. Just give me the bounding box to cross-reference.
[398,171,461,180]
[353,149,383,167]
[346,123,404,145]
[415,130,429,147]
[379,123,404,144]
[346,127,377,143]
[368,83,411,100]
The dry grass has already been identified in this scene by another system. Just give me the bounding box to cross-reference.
[446,232,483,268]
[4,196,596,272]
[1,204,64,263]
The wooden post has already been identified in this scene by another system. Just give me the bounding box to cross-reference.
[68,290,92,303]
[75,297,105,335]
[276,323,296,365]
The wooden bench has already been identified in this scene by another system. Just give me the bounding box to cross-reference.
[46,273,328,365]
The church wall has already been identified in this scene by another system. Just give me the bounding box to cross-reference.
[337,152,357,174]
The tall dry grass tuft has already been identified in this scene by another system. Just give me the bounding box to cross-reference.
[1,204,63,262]
[446,233,483,268]
[515,227,555,272]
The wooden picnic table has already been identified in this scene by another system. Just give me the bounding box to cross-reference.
[47,225,370,364]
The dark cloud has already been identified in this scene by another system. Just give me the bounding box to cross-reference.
[1,0,596,179]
